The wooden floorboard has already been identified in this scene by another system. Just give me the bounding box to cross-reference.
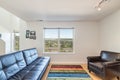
[42,63,118,80]
[41,64,52,80]
[81,64,102,80]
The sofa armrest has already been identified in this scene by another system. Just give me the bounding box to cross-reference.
[103,61,120,67]
[116,59,120,61]
[87,56,101,62]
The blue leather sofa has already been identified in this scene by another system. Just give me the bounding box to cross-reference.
[0,48,50,80]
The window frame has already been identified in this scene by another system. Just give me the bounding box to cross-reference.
[43,28,75,54]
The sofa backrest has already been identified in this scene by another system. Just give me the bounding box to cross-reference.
[22,48,38,65]
[0,51,26,80]
[101,51,120,61]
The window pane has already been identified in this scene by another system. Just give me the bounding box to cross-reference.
[45,39,58,52]
[60,39,73,52]
[14,32,19,51]
[44,28,74,53]
[45,29,58,38]
[60,29,73,38]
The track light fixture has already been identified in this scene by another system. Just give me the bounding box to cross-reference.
[95,0,109,11]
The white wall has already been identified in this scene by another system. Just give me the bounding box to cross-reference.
[1,4,120,64]
[100,9,120,52]
[2,5,120,64]
[0,39,5,55]
[0,25,11,54]
[0,7,27,54]
[0,7,21,32]
[20,21,100,64]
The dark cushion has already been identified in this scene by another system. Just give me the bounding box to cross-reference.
[101,51,120,61]
[22,48,38,65]
[0,60,7,80]
[14,52,26,70]
[23,70,42,80]
[29,49,38,61]
[9,57,50,80]
[0,51,26,79]
[116,59,120,61]
[89,62,104,71]
[1,54,20,78]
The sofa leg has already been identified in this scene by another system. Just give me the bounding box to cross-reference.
[117,76,119,80]
[89,70,91,73]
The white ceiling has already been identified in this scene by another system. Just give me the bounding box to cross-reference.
[0,0,120,21]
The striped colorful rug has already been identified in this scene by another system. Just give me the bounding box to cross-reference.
[47,65,92,80]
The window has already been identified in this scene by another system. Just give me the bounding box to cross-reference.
[44,28,74,53]
[14,32,20,51]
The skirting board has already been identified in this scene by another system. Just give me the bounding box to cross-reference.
[50,61,87,65]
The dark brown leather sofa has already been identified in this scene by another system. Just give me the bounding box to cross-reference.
[108,64,120,80]
[87,51,120,79]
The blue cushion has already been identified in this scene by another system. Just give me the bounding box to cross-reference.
[14,52,26,70]
[0,60,7,80]
[1,54,16,67]
[22,48,38,65]
[1,54,20,78]
[4,64,19,78]
[0,51,26,79]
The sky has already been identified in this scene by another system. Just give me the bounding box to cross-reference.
[45,29,73,38]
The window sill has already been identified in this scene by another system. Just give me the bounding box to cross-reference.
[43,52,75,54]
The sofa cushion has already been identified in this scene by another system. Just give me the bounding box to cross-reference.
[0,70,7,80]
[9,57,50,80]
[22,48,38,65]
[29,49,38,61]
[101,51,120,61]
[0,51,26,79]
[22,71,41,80]
[14,52,26,70]
[89,62,104,71]
[0,60,7,80]
[1,54,20,78]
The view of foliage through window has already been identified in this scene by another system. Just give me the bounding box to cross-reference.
[14,32,19,51]
[44,28,73,53]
